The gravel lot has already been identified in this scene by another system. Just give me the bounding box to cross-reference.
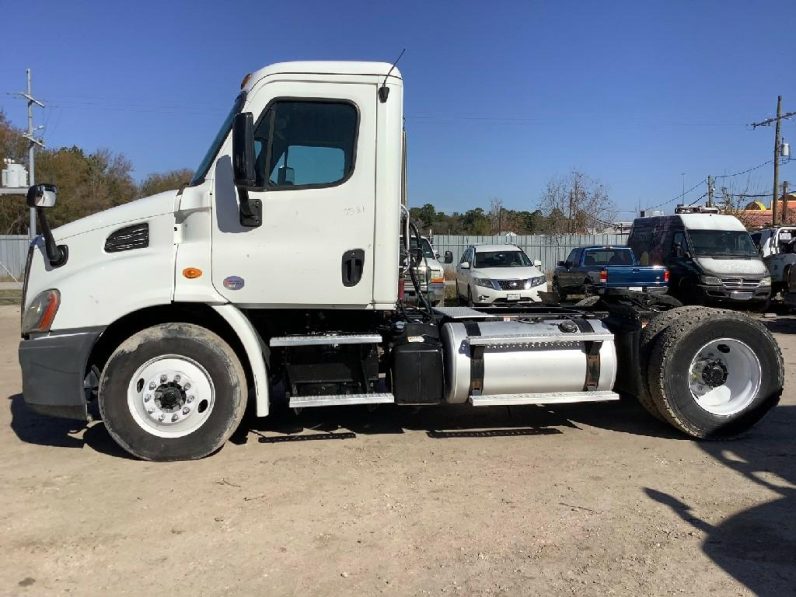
[1,304,794,596]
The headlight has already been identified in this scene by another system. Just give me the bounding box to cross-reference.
[22,289,60,334]
[523,277,545,289]
[473,277,496,289]
[700,275,722,285]
[760,276,771,287]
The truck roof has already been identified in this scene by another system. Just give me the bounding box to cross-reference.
[677,213,746,231]
[246,61,402,91]
[580,245,632,250]
[633,213,747,232]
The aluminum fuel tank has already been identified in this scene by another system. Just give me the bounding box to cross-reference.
[441,319,618,403]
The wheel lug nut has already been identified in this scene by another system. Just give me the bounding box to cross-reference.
[174,374,181,383]
[144,394,151,402]
[146,406,155,414]
[187,395,194,403]
[160,374,167,383]
[184,383,191,391]
[148,381,156,390]
[158,414,165,422]
[171,414,179,422]
[182,407,190,415]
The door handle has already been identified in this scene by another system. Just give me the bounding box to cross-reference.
[341,249,365,287]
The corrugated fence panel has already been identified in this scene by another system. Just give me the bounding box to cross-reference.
[0,235,31,280]
[433,233,629,272]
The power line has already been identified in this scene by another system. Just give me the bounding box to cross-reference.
[750,110,796,128]
[646,180,704,211]
[714,159,774,179]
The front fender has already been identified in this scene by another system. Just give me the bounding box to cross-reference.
[211,305,270,417]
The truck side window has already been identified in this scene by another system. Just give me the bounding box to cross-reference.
[254,100,358,189]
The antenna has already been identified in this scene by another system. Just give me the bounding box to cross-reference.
[378,48,406,103]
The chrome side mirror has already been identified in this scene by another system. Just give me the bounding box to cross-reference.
[26,184,57,208]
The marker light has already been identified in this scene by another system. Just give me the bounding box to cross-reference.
[22,289,60,334]
[182,267,203,279]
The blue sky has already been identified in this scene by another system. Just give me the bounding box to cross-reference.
[1,0,794,218]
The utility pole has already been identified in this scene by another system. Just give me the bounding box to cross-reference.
[773,96,782,226]
[751,96,796,227]
[16,69,45,239]
[706,175,714,207]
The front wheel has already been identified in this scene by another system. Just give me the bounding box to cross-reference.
[99,323,248,461]
[647,310,783,438]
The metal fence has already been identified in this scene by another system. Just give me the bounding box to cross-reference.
[0,235,30,280]
[433,233,629,273]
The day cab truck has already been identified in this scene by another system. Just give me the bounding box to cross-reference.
[752,226,796,296]
[19,62,784,461]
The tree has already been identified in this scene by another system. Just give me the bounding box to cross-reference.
[139,169,194,198]
[537,170,616,234]
[462,207,491,234]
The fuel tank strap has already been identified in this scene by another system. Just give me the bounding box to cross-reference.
[574,319,602,391]
[465,322,484,395]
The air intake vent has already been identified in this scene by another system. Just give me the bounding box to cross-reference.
[104,223,149,253]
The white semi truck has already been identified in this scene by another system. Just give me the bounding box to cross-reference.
[19,62,784,461]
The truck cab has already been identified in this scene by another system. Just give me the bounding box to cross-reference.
[753,226,796,294]
[18,62,784,461]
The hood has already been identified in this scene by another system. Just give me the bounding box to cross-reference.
[472,266,543,280]
[696,257,767,276]
[53,190,178,241]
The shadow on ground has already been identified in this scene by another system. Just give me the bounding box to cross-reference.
[645,404,796,595]
[7,393,134,459]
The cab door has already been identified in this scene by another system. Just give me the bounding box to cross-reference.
[211,79,377,307]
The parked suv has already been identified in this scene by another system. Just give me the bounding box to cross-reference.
[454,244,546,306]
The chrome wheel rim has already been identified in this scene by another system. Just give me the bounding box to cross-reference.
[127,355,215,438]
[688,338,761,416]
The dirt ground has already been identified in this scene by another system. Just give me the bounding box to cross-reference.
[1,305,795,596]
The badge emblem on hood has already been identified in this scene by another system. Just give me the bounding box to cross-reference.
[223,276,245,290]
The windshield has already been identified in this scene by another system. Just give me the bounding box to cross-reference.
[189,93,246,186]
[688,230,758,258]
[474,250,531,268]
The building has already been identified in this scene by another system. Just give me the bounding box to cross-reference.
[738,191,796,228]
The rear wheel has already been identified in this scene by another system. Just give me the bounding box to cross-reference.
[647,310,782,438]
[99,323,248,461]
[637,306,724,420]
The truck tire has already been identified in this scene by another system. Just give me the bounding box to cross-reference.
[574,296,601,307]
[99,323,248,461]
[647,310,783,438]
[635,306,710,420]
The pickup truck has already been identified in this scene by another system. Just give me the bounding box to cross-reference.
[752,226,796,295]
[553,246,668,301]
